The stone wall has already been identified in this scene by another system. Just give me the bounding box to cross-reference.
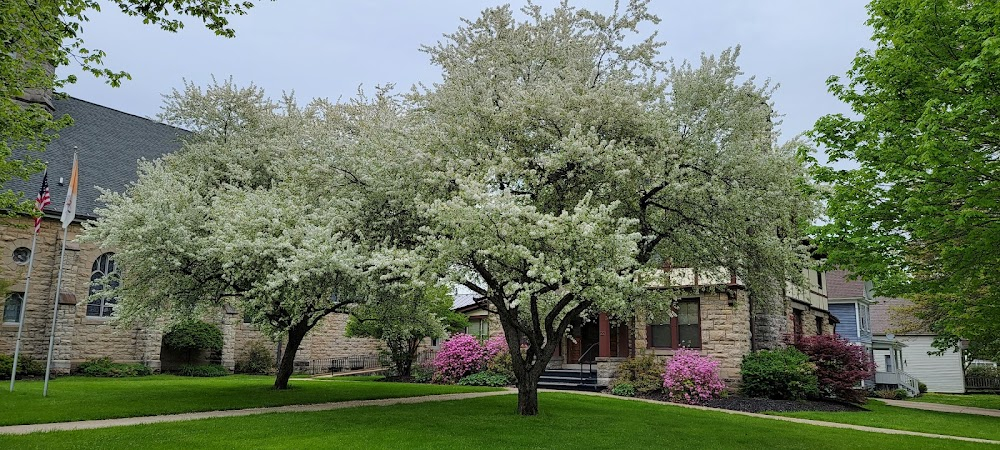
[794,307,835,338]
[0,217,382,374]
[0,219,146,371]
[633,290,751,382]
[750,292,789,351]
[295,313,382,372]
[220,312,383,373]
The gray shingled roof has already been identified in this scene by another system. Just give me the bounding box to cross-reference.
[6,96,187,220]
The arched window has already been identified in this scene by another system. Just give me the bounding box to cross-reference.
[86,252,118,317]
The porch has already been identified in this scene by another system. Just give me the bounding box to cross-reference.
[547,313,630,388]
[873,337,920,396]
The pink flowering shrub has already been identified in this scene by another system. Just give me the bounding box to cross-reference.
[485,334,508,359]
[432,334,487,383]
[662,349,726,404]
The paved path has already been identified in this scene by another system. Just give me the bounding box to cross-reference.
[0,390,511,436]
[546,390,1000,445]
[877,398,1000,417]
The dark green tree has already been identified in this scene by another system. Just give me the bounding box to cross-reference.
[810,0,1000,360]
[346,285,467,378]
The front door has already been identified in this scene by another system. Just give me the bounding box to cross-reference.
[566,320,601,364]
[580,322,600,363]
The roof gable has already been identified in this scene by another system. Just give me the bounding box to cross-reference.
[5,96,188,219]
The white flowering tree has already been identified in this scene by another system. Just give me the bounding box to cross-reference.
[409,1,817,415]
[84,81,418,389]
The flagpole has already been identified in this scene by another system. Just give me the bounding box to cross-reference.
[9,232,39,391]
[44,150,77,397]
[43,226,68,397]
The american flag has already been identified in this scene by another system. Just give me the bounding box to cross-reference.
[34,170,51,233]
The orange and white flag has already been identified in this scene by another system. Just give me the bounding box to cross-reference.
[60,152,78,229]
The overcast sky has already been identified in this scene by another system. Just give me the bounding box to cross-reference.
[62,0,873,143]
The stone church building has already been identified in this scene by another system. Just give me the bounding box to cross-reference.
[1,93,378,373]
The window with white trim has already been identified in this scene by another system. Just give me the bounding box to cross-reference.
[859,303,870,333]
[86,253,118,318]
[466,317,488,339]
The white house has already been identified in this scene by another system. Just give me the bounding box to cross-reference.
[870,297,966,394]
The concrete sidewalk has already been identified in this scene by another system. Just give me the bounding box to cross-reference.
[877,398,1000,417]
[0,390,512,436]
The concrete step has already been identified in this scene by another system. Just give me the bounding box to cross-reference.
[538,381,604,392]
[539,375,598,384]
[542,369,596,379]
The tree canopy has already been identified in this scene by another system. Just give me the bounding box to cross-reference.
[83,80,415,389]
[85,1,818,410]
[810,0,1000,360]
[407,0,818,415]
[1,1,264,216]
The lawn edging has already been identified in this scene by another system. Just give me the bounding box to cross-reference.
[0,390,514,436]
[544,389,1000,446]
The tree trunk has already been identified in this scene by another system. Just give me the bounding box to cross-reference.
[273,319,311,390]
[503,325,553,416]
[516,371,540,415]
[401,338,419,378]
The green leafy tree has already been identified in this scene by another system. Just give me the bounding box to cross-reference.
[84,80,415,389]
[1,1,264,216]
[408,1,817,415]
[810,0,1000,360]
[162,319,224,363]
[346,285,467,378]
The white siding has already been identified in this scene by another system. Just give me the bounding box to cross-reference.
[898,336,966,394]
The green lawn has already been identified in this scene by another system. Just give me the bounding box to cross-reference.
[0,393,986,449]
[775,401,1000,442]
[911,393,1000,410]
[0,375,496,426]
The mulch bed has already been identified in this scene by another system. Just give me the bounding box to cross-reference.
[629,391,869,413]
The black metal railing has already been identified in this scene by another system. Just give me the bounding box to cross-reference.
[313,354,386,375]
[414,350,437,366]
[307,350,439,376]
[966,376,1000,392]
[578,343,599,380]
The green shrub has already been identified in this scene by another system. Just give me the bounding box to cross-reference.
[0,354,46,379]
[610,354,663,394]
[234,340,274,375]
[740,348,819,400]
[457,371,511,387]
[874,387,908,400]
[162,320,224,362]
[966,366,1000,378]
[610,382,637,397]
[412,360,435,383]
[76,357,152,377]
[918,381,928,394]
[175,364,229,377]
[485,349,514,381]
